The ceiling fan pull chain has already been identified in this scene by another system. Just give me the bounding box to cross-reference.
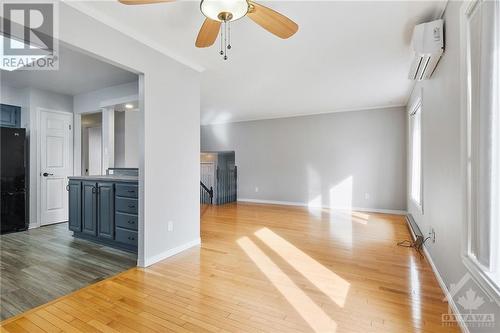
[227,21,231,50]
[223,21,228,60]
[220,27,224,56]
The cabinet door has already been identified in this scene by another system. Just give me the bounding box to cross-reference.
[68,181,82,232]
[82,182,97,236]
[0,104,21,128]
[97,182,114,239]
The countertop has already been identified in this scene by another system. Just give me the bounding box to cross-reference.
[68,175,138,183]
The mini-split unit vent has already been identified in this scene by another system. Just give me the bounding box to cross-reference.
[408,19,444,81]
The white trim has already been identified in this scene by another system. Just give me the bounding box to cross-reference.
[463,255,500,304]
[138,238,201,268]
[201,104,406,126]
[63,1,204,73]
[459,0,474,271]
[100,94,139,109]
[422,246,470,333]
[237,198,407,215]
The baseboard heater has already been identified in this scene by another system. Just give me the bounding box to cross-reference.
[398,214,425,252]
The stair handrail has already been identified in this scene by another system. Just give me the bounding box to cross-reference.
[200,181,214,204]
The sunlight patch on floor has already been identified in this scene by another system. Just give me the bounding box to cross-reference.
[351,211,370,220]
[409,255,422,322]
[237,236,337,333]
[255,227,351,308]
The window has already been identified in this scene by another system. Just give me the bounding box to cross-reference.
[410,100,422,208]
[461,0,500,298]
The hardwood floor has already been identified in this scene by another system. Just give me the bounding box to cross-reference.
[0,222,137,320]
[1,203,459,332]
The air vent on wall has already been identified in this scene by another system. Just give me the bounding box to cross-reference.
[408,19,444,81]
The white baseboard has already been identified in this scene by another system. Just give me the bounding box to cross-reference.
[422,246,469,333]
[237,198,406,215]
[139,238,201,268]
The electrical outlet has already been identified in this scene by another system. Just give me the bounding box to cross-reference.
[429,227,436,243]
[167,221,173,232]
[255,187,259,193]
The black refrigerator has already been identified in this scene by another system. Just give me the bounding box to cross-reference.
[1,127,28,234]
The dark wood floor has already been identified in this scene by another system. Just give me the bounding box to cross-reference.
[0,222,137,320]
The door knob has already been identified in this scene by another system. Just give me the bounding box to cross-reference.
[42,172,54,177]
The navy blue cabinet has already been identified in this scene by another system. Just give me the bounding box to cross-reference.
[68,181,82,232]
[82,182,97,236]
[0,104,21,128]
[97,182,114,239]
[68,178,138,252]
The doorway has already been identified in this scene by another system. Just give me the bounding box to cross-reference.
[38,109,73,226]
[81,112,103,176]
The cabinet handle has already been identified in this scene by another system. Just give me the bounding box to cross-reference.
[128,220,134,224]
[128,204,135,208]
[128,236,135,240]
[66,185,70,191]
[127,190,135,193]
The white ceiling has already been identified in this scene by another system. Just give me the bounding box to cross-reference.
[1,45,138,96]
[69,1,444,122]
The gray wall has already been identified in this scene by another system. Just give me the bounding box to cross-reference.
[409,1,499,330]
[201,107,407,212]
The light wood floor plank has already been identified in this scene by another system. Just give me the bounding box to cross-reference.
[1,203,460,332]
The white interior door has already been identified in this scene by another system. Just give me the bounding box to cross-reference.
[40,110,73,226]
[87,126,102,175]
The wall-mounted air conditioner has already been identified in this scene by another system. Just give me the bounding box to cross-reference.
[408,19,444,81]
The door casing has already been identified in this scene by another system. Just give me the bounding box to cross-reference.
[37,108,74,226]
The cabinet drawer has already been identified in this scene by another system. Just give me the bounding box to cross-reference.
[116,212,138,231]
[115,227,138,247]
[115,184,138,198]
[116,197,138,214]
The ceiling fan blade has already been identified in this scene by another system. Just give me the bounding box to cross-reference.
[118,0,174,5]
[247,2,298,39]
[196,19,222,48]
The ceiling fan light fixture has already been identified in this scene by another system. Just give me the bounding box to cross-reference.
[200,0,249,22]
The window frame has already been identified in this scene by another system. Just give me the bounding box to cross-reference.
[460,0,500,302]
[409,96,424,214]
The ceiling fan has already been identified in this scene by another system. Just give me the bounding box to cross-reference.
[118,0,298,60]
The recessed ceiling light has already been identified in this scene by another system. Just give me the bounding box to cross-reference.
[125,104,134,109]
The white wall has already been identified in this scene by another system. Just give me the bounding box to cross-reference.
[73,81,138,114]
[81,112,102,175]
[114,111,126,167]
[115,110,140,168]
[201,107,407,213]
[60,2,200,267]
[73,82,138,176]
[408,2,499,330]
[1,86,73,228]
[124,110,140,167]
